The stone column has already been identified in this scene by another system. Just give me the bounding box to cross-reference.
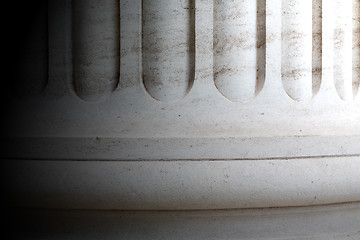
[3,0,360,239]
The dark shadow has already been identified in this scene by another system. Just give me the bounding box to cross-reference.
[10,0,48,100]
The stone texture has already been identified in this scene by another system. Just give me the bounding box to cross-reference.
[334,0,353,100]
[281,0,313,101]
[142,0,195,102]
[213,0,265,102]
[3,1,360,239]
[72,0,119,101]
[7,203,360,240]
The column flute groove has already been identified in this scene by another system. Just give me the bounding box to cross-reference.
[213,0,266,102]
[73,0,119,101]
[142,0,195,102]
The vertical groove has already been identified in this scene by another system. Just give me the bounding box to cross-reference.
[353,0,360,98]
[118,0,139,89]
[66,0,73,95]
[281,0,313,102]
[312,0,322,96]
[281,0,312,101]
[14,1,48,99]
[256,0,267,96]
[73,0,119,101]
[213,0,264,102]
[334,0,353,101]
[46,0,72,98]
[142,0,195,102]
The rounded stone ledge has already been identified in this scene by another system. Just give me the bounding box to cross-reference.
[7,202,360,240]
[3,156,360,210]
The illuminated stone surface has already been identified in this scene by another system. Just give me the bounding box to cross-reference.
[3,0,360,239]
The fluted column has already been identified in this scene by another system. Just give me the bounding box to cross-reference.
[3,2,360,239]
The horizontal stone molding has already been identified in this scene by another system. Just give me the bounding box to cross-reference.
[4,156,360,210]
[3,136,360,161]
[8,203,360,240]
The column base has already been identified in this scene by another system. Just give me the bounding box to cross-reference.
[7,202,360,240]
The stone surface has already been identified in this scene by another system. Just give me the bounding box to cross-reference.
[72,0,119,101]
[3,156,360,210]
[142,0,195,102]
[7,203,360,240]
[2,0,360,239]
[281,0,313,101]
[213,0,265,102]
